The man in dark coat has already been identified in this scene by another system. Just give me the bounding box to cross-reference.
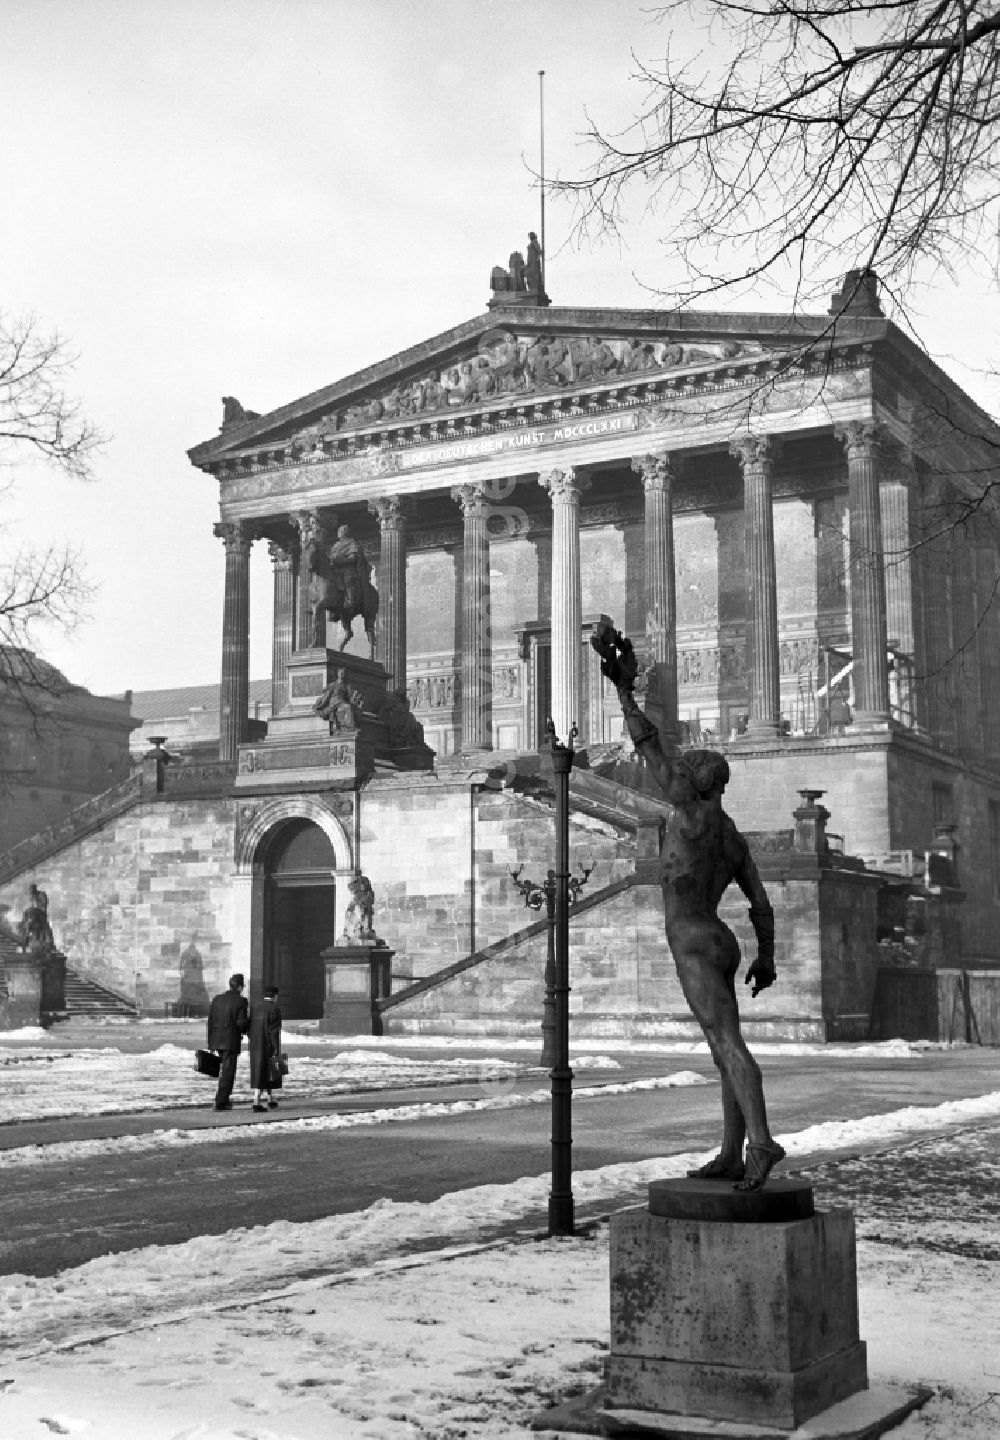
[248,984,282,1113]
[206,973,250,1111]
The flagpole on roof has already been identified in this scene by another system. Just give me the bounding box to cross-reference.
[539,69,546,293]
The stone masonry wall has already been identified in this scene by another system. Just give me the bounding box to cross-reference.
[0,797,237,1011]
[358,781,634,988]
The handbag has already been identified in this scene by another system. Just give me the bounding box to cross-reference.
[195,1049,221,1078]
[267,1051,289,1086]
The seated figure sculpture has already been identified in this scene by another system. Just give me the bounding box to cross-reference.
[313,669,363,733]
[591,619,785,1191]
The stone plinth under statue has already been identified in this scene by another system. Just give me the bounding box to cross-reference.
[534,1179,930,1439]
[0,930,67,1030]
[236,648,433,792]
[319,944,393,1036]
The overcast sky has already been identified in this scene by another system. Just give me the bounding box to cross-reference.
[4,0,1000,699]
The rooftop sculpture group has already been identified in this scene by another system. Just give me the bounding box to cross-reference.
[591,618,785,1191]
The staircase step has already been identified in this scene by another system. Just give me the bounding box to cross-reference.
[62,969,138,1019]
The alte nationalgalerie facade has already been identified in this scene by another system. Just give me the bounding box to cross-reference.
[3,261,998,1039]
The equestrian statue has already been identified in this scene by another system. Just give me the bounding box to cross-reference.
[310,524,379,658]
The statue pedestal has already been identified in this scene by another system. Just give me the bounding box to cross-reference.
[534,1178,931,1438]
[0,947,66,1029]
[236,648,432,789]
[319,944,393,1036]
[608,1182,867,1429]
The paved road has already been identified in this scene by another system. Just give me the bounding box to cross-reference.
[1,1046,996,1278]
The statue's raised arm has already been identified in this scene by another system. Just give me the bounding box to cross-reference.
[591,618,695,803]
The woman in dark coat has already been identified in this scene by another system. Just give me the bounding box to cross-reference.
[248,985,282,1113]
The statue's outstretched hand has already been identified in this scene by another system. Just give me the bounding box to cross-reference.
[590,622,638,692]
[745,956,776,998]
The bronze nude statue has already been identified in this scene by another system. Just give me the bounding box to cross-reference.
[591,619,785,1191]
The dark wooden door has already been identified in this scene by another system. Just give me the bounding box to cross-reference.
[266,883,336,1019]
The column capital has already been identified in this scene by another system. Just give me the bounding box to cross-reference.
[729,433,782,472]
[539,467,590,505]
[368,495,407,530]
[267,538,296,569]
[834,420,883,462]
[451,482,490,520]
[631,452,677,492]
[213,520,253,557]
[290,509,326,548]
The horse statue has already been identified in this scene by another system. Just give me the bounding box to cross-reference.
[310,524,378,658]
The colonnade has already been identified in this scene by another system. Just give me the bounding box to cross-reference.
[216,420,903,760]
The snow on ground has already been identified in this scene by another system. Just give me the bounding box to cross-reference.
[0,1044,539,1124]
[0,1028,935,1128]
[1,1116,998,1438]
[2,1093,998,1358]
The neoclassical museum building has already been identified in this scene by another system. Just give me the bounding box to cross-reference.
[2,259,999,1038]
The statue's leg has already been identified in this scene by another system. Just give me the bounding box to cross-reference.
[338,618,352,653]
[672,919,779,1178]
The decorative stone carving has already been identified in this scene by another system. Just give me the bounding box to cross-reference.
[333,336,765,429]
[406,673,460,711]
[340,874,377,944]
[313,669,364,733]
[493,665,520,701]
[221,396,259,429]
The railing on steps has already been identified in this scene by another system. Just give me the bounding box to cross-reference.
[0,772,147,886]
[0,757,240,887]
[378,873,638,1015]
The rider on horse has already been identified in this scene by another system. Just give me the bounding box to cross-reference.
[313,525,379,655]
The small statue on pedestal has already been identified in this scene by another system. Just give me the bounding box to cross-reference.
[313,669,364,733]
[591,617,784,1192]
[340,873,377,944]
[18,883,55,955]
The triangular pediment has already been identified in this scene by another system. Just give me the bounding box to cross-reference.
[188,303,890,471]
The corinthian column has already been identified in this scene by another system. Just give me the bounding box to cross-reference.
[214,520,252,761]
[729,434,781,736]
[836,422,890,722]
[539,467,589,745]
[368,496,408,691]
[451,483,492,751]
[632,452,679,750]
[291,510,325,650]
[269,539,296,715]
[879,452,923,728]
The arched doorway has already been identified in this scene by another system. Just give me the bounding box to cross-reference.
[262,819,339,1019]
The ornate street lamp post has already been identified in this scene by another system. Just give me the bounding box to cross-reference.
[508,719,590,1236]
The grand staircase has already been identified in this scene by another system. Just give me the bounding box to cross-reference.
[62,968,139,1019]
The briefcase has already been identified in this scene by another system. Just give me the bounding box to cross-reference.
[195,1048,221,1078]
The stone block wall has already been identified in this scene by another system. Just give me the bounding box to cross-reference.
[358,780,634,988]
[0,797,237,1011]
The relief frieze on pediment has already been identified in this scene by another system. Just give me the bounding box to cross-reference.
[333,332,768,431]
